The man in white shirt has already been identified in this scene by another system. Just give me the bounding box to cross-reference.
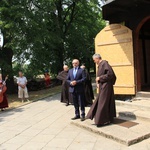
[17,71,29,103]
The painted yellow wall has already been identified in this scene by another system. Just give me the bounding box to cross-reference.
[95,24,135,95]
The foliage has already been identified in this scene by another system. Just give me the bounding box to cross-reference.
[0,0,105,78]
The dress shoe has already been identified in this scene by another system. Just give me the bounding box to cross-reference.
[71,116,80,120]
[97,124,103,127]
[97,121,111,127]
[81,117,85,121]
[66,103,69,106]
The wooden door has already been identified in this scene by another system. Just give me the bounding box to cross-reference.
[95,24,135,95]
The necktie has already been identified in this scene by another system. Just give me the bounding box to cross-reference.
[73,68,77,78]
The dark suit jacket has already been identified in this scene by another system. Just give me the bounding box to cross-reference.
[67,67,86,93]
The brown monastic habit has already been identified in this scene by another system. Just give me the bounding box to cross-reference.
[57,71,72,104]
[86,60,116,125]
[83,70,94,106]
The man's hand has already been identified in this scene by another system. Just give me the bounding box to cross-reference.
[96,77,100,82]
[20,84,26,89]
[71,80,77,86]
[22,85,26,88]
[97,84,99,88]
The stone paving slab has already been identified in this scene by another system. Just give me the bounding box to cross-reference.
[0,93,149,150]
[116,100,150,111]
[116,106,150,122]
[71,116,150,146]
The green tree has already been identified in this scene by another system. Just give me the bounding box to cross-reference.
[24,0,105,74]
[0,0,105,93]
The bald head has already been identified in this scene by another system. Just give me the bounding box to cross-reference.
[63,65,69,71]
[72,59,79,68]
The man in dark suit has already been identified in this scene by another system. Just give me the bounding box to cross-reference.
[67,59,86,121]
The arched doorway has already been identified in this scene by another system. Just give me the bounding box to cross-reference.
[135,17,150,91]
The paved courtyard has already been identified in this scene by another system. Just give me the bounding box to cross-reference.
[0,93,149,150]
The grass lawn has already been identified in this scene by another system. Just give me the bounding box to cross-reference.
[4,76,96,110]
[6,85,62,109]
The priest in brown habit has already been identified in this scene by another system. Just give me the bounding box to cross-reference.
[80,65,94,106]
[86,54,116,127]
[57,65,72,106]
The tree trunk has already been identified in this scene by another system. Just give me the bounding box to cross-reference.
[53,0,65,74]
[56,45,64,74]
[1,47,16,94]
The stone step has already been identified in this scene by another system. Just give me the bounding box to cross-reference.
[115,100,150,111]
[133,97,150,101]
[71,117,150,146]
[136,91,150,98]
[116,105,150,122]
[71,103,150,146]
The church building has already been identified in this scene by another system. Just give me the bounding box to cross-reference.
[95,0,150,95]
